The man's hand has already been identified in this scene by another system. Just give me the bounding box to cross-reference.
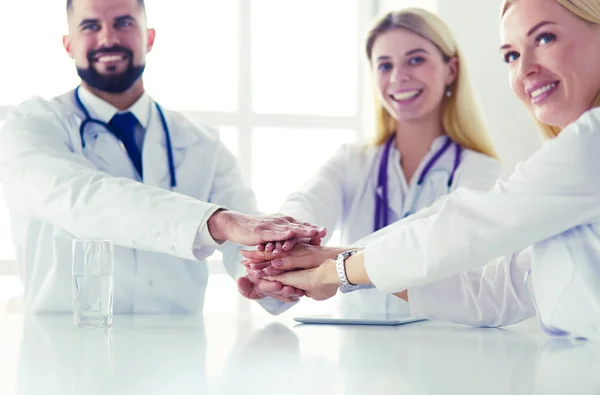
[207,210,327,246]
[241,243,348,278]
[257,236,322,256]
[237,273,305,303]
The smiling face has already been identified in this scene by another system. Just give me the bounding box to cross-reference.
[371,28,458,125]
[63,0,155,93]
[501,0,600,128]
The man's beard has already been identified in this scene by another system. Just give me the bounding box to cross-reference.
[77,45,145,94]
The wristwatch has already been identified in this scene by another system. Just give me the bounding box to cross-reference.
[335,249,360,293]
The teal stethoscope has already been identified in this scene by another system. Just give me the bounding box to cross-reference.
[74,86,177,188]
[374,134,462,232]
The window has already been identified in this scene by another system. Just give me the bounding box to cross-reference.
[252,128,357,213]
[144,0,239,112]
[0,1,374,276]
[0,2,78,104]
[250,0,358,116]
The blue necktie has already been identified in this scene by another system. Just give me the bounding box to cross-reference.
[109,112,143,177]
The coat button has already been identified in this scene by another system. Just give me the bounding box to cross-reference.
[148,279,154,286]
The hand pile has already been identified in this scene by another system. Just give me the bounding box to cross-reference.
[209,210,344,304]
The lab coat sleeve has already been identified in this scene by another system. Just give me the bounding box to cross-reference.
[278,144,358,243]
[193,207,224,247]
[363,108,600,293]
[206,139,296,315]
[0,97,219,261]
[408,248,535,327]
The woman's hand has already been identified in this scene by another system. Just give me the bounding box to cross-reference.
[242,244,348,278]
[265,260,340,301]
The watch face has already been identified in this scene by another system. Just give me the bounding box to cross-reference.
[341,250,356,259]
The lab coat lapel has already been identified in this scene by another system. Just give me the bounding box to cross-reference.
[142,108,199,191]
[76,120,137,181]
[65,91,137,180]
[385,149,408,218]
[86,131,137,180]
[371,147,406,221]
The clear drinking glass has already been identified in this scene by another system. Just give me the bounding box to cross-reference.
[72,240,114,327]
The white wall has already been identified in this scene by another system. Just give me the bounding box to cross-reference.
[378,0,438,13]
[377,0,542,175]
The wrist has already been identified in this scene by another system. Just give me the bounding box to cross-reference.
[207,209,229,242]
[319,260,340,286]
[325,246,355,261]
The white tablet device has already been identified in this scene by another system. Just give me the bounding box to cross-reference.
[293,314,427,326]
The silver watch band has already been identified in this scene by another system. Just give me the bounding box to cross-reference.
[335,250,360,293]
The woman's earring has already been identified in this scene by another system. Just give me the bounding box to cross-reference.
[445,86,453,98]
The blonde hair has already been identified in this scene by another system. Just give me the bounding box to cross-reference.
[366,8,497,158]
[502,0,600,139]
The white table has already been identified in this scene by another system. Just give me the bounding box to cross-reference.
[1,269,599,395]
[1,307,599,395]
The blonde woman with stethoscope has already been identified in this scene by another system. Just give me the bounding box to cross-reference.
[247,8,501,316]
[246,0,600,341]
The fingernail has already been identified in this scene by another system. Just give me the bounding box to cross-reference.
[249,264,260,270]
[272,259,283,268]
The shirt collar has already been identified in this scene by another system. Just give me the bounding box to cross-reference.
[431,134,450,150]
[77,85,153,128]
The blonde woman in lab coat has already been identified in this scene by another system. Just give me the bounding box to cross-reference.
[245,0,600,341]
[243,8,501,316]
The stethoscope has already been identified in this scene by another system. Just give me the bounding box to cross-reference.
[74,86,177,188]
[374,134,462,232]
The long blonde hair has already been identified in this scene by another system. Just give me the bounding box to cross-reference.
[502,0,600,139]
[366,8,497,158]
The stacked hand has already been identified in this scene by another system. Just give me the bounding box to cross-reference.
[207,210,327,247]
[207,210,332,304]
[239,243,346,301]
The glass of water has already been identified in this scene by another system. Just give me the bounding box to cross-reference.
[72,240,114,327]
